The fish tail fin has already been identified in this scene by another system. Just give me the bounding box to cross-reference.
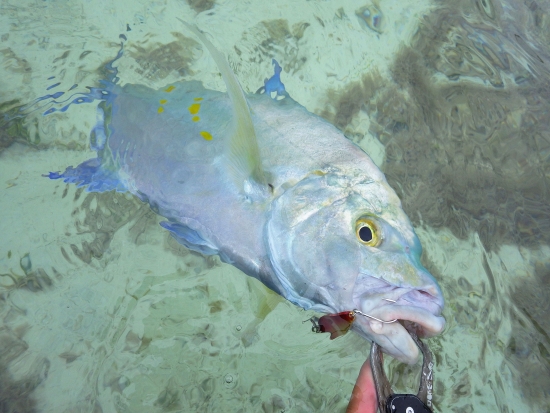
[46,98,126,193]
[45,157,127,193]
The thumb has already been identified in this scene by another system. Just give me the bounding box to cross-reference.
[346,357,378,413]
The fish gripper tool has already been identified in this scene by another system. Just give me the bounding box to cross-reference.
[370,331,434,413]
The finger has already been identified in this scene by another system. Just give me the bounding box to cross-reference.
[346,357,378,413]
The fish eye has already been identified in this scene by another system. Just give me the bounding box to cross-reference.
[355,218,380,247]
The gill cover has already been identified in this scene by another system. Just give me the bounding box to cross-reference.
[266,171,380,311]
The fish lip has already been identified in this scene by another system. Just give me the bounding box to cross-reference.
[357,302,445,338]
[363,303,446,338]
[353,303,445,364]
[353,276,445,328]
[370,287,444,318]
[352,293,446,363]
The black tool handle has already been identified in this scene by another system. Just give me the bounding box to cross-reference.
[385,394,433,413]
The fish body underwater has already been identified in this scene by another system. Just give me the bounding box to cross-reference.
[49,27,445,364]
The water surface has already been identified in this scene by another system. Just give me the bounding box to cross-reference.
[1,0,549,411]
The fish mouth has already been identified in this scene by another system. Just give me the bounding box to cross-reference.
[353,289,445,364]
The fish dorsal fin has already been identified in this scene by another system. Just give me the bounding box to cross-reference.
[181,21,266,192]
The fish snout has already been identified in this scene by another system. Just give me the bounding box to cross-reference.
[356,261,445,317]
[352,267,445,363]
[398,283,444,316]
[353,292,445,363]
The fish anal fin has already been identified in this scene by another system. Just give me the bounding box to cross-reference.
[160,221,218,256]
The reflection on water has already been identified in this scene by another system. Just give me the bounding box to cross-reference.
[1,0,549,411]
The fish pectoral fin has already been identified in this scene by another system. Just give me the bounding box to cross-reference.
[180,20,266,192]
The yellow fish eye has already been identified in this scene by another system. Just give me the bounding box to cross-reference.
[355,218,380,247]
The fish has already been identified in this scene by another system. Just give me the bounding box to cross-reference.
[47,25,445,364]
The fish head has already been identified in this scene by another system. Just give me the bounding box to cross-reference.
[267,170,445,364]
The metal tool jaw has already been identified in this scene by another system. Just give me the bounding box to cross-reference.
[370,331,434,413]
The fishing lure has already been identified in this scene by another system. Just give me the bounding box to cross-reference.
[308,309,398,340]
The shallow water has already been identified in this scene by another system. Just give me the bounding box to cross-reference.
[1,0,549,412]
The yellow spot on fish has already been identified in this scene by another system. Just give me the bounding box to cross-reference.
[157,107,164,114]
[188,103,201,115]
[192,116,200,122]
[160,99,167,104]
[194,97,203,102]
[200,131,213,141]
[165,85,175,92]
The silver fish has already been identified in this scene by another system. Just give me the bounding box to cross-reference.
[49,25,445,364]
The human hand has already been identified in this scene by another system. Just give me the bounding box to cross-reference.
[346,356,378,413]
